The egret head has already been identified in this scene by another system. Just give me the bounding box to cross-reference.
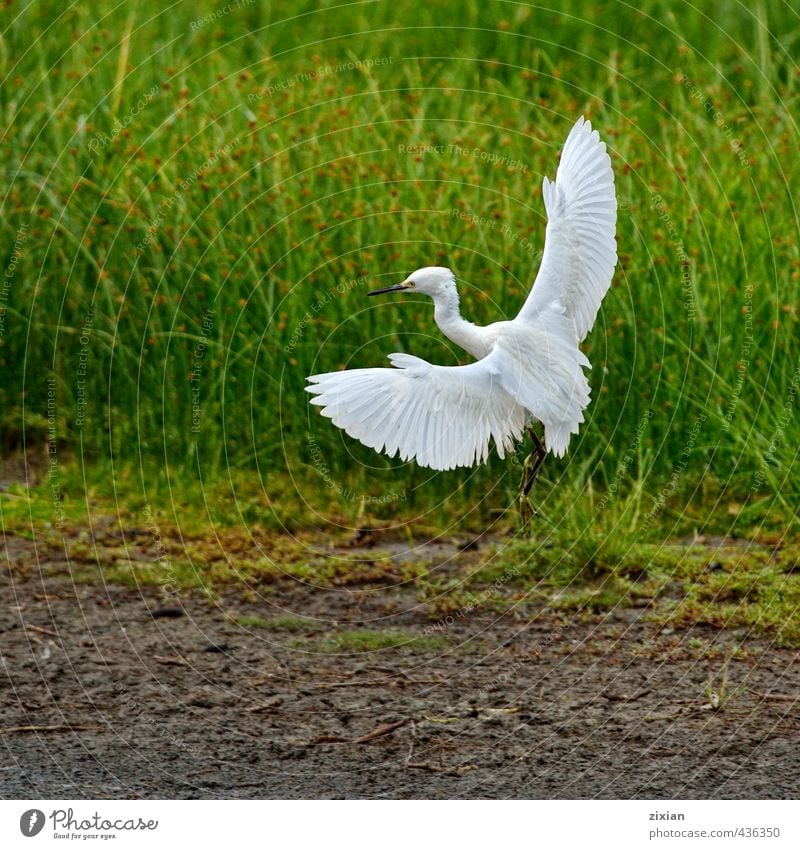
[368,266,456,299]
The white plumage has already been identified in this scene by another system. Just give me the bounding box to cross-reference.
[306,116,617,471]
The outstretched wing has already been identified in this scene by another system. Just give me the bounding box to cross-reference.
[516,116,617,341]
[305,351,529,471]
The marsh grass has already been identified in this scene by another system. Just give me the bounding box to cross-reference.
[1,2,799,545]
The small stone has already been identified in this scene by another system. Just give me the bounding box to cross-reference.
[150,607,185,619]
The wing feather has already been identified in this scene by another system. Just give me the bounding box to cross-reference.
[516,116,617,341]
[306,350,529,471]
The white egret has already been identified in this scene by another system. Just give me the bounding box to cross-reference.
[306,116,617,525]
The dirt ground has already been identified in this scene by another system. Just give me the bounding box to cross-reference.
[1,533,800,800]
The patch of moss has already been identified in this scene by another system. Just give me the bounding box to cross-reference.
[233,614,324,633]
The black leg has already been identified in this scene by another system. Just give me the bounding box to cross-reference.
[518,425,547,534]
[523,427,547,496]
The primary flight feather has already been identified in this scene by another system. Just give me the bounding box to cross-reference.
[306,116,617,473]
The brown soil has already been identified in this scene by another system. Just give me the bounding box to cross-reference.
[1,536,799,799]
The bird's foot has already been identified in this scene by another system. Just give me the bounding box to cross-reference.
[518,493,539,536]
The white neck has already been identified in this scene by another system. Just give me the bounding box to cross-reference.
[432,285,490,359]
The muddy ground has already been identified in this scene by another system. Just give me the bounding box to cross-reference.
[1,533,799,799]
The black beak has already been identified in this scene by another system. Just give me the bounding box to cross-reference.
[367,284,409,296]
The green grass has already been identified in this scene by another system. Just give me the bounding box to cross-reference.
[233,614,325,632]
[5,482,798,645]
[1,2,800,553]
[476,534,800,645]
[230,619,456,653]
